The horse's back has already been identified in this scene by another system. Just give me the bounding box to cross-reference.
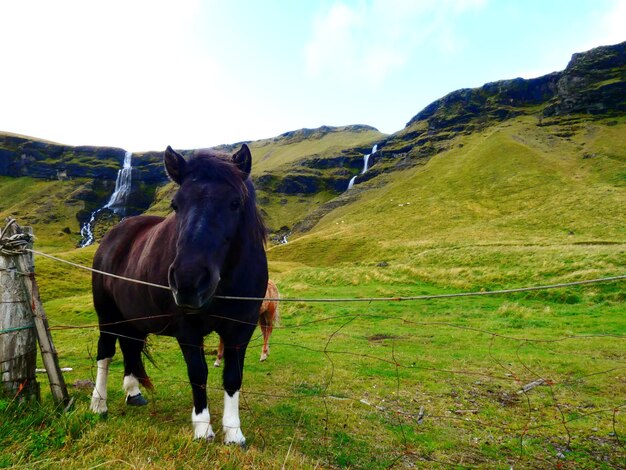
[92,214,177,328]
[94,215,165,272]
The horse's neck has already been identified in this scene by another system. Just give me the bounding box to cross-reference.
[139,216,177,275]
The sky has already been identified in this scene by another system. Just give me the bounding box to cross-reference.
[1,0,625,152]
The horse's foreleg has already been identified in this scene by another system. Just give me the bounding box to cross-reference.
[221,339,250,445]
[179,337,214,440]
[90,331,116,414]
[90,357,112,413]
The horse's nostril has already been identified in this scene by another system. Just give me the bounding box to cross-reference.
[167,264,218,310]
[197,269,212,291]
[168,266,178,291]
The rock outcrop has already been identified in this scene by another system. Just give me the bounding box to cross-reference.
[543,42,626,116]
[379,41,626,162]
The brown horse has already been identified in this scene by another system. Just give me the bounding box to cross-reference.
[89,144,268,445]
[214,279,279,367]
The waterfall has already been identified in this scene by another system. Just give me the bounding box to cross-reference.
[78,209,101,247]
[347,144,378,190]
[347,176,357,190]
[79,151,133,247]
[105,151,133,214]
[361,144,377,174]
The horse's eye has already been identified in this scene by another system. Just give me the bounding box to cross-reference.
[230,199,241,211]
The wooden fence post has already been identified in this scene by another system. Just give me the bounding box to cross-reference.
[0,219,69,405]
[20,266,70,405]
[0,223,39,401]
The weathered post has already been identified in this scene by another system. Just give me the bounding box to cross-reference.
[0,219,69,405]
[19,262,70,405]
[0,221,39,401]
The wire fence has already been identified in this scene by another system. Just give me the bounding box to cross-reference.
[24,248,626,302]
[1,242,625,467]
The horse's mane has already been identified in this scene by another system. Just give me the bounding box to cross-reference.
[187,149,248,196]
[186,149,267,245]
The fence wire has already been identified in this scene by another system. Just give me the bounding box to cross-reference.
[3,294,624,468]
[1,242,625,467]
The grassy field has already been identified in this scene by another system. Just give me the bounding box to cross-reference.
[1,116,625,468]
[1,259,624,468]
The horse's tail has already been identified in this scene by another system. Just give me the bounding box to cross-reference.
[139,374,155,391]
[139,339,157,391]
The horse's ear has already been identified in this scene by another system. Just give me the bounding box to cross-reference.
[232,144,252,179]
[164,146,186,184]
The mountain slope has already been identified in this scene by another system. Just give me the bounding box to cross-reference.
[268,115,625,289]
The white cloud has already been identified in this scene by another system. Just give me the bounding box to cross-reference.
[304,0,487,87]
[0,0,236,151]
[598,0,626,46]
[575,0,626,52]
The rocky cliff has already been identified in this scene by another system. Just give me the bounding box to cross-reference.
[381,41,626,159]
[0,133,170,184]
[0,133,126,180]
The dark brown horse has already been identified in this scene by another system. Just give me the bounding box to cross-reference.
[89,144,268,444]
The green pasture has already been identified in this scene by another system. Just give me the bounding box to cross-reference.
[1,243,624,469]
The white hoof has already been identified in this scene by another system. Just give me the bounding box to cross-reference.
[192,408,215,441]
[90,357,111,414]
[90,396,108,414]
[223,426,246,445]
[259,352,268,362]
[213,358,221,367]
[223,390,244,445]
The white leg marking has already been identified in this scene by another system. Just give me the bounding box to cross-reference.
[223,391,245,444]
[90,357,112,414]
[260,345,269,362]
[192,408,215,441]
[213,357,222,367]
[123,374,141,397]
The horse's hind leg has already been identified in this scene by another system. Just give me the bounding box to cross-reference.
[259,300,278,361]
[259,312,272,362]
[119,332,151,406]
[214,336,225,367]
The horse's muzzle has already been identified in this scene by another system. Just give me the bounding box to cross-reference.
[168,265,219,312]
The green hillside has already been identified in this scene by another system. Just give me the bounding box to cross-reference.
[0,176,88,252]
[249,124,383,174]
[268,116,625,292]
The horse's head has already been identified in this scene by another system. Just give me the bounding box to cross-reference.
[164,145,253,311]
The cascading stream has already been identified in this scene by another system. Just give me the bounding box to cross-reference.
[79,151,133,247]
[347,144,377,190]
[105,151,133,212]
